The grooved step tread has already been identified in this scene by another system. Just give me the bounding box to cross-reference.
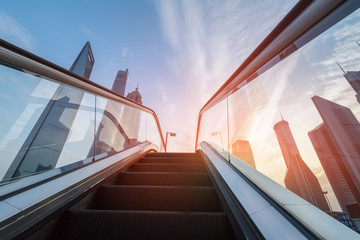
[147,152,199,158]
[92,185,221,212]
[127,163,206,172]
[115,172,212,186]
[139,157,202,163]
[54,210,235,240]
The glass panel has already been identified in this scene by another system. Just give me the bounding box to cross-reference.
[199,5,360,230]
[0,55,165,184]
[94,97,149,159]
[0,64,96,182]
[146,112,165,152]
[56,93,95,167]
[228,9,360,216]
[198,99,228,160]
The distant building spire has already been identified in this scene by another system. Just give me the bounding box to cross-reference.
[69,41,95,79]
[280,110,284,121]
[337,62,346,74]
[127,86,142,104]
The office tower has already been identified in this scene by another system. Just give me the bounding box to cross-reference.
[3,42,94,180]
[232,140,256,168]
[274,118,330,212]
[89,71,135,156]
[343,70,360,104]
[309,123,360,213]
[309,95,360,215]
[119,86,143,148]
[70,41,95,80]
[112,69,129,96]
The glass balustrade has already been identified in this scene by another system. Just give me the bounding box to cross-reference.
[0,62,164,184]
[197,5,360,231]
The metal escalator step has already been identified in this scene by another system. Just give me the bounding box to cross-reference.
[147,152,199,158]
[127,163,206,172]
[114,172,212,186]
[92,185,221,212]
[56,210,235,240]
[139,156,202,163]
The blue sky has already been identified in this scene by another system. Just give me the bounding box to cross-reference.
[0,0,296,151]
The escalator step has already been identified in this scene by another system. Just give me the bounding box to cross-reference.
[127,163,206,172]
[92,185,221,212]
[139,156,202,163]
[147,152,199,158]
[114,172,212,186]
[55,210,235,240]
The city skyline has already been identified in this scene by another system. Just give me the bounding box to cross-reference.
[0,0,297,152]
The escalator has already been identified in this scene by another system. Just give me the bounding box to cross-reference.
[47,152,240,239]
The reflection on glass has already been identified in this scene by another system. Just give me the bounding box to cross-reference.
[198,99,228,159]
[198,5,360,225]
[0,63,164,183]
[0,64,96,181]
[56,93,95,168]
[146,112,165,152]
[93,96,148,159]
[0,66,59,180]
[232,140,255,169]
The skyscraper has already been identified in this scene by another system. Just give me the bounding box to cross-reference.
[343,70,360,104]
[274,118,329,212]
[232,140,256,168]
[120,86,143,148]
[69,41,95,79]
[309,95,360,215]
[112,69,129,96]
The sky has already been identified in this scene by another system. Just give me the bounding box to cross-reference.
[0,0,297,152]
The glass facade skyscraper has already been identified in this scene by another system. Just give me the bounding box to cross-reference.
[274,119,329,212]
[309,95,360,216]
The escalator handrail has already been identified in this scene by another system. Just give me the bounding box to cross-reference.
[0,39,166,151]
[195,0,359,149]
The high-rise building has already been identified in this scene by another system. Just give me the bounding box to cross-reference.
[112,69,129,96]
[120,86,143,148]
[274,118,330,212]
[69,41,95,80]
[232,140,256,168]
[309,95,360,215]
[309,123,360,213]
[343,71,360,104]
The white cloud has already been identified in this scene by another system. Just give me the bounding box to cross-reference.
[155,0,181,49]
[153,0,296,151]
[0,9,34,51]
